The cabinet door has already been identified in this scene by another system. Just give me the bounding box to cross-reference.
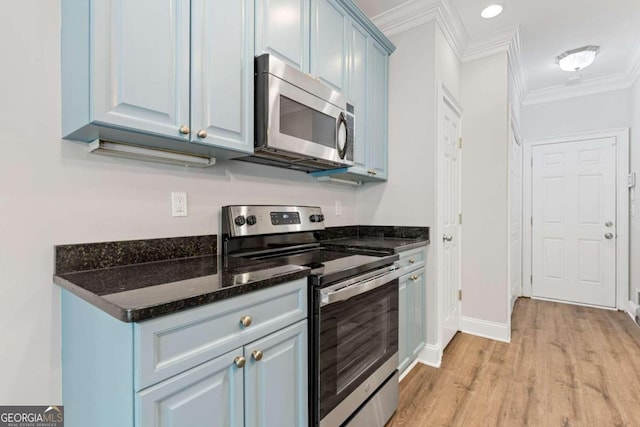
[347,19,368,176]
[244,320,308,427]
[255,0,310,72]
[367,39,389,180]
[311,0,348,92]
[92,0,190,139]
[136,349,244,427]
[409,270,426,358]
[398,275,411,373]
[190,0,254,154]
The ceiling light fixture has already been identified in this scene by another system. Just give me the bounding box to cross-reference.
[556,45,600,72]
[88,140,216,167]
[481,4,503,19]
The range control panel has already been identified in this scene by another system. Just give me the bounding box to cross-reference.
[222,205,325,237]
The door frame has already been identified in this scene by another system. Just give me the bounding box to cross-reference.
[436,83,463,351]
[522,128,630,310]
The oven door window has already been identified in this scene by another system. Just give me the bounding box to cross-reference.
[318,280,398,420]
[279,96,336,148]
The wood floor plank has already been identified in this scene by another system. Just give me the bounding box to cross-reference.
[387,298,640,427]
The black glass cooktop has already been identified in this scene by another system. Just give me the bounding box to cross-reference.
[247,249,398,287]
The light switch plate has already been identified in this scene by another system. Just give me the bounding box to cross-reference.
[171,192,187,217]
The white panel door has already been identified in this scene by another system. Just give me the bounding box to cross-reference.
[92,0,190,139]
[532,138,617,307]
[441,98,462,349]
[510,132,523,313]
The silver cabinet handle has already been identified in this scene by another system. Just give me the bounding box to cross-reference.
[409,258,416,264]
[443,234,453,242]
[179,125,190,135]
[197,129,207,139]
[604,233,614,240]
[605,221,614,227]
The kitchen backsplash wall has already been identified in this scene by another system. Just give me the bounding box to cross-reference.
[0,0,358,405]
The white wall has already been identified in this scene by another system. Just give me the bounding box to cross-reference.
[630,78,640,305]
[460,52,510,325]
[0,1,359,405]
[521,89,631,139]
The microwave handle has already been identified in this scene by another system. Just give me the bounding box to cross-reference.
[337,112,348,160]
[320,268,400,306]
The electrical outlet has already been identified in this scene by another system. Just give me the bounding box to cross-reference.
[171,192,188,217]
[335,200,342,216]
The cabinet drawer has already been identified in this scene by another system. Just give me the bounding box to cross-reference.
[134,278,307,390]
[398,247,425,274]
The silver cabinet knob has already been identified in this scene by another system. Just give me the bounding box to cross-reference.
[443,234,453,242]
[410,275,418,281]
[240,316,252,327]
[179,125,190,135]
[409,258,416,264]
[251,350,263,361]
[605,221,614,227]
[197,129,207,139]
[604,233,614,240]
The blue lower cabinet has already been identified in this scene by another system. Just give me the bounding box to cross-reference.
[244,321,308,427]
[397,248,426,374]
[61,279,308,427]
[136,349,244,427]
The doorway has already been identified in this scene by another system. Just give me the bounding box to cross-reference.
[523,129,630,309]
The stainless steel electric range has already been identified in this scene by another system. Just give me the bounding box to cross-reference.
[222,205,400,427]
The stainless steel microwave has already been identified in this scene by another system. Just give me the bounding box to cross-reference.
[240,54,355,172]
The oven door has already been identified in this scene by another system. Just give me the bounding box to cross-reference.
[313,267,400,427]
[266,74,352,165]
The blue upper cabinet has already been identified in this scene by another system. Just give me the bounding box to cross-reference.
[72,0,191,141]
[346,19,369,176]
[367,39,389,180]
[61,0,254,158]
[311,0,348,92]
[190,0,254,153]
[255,0,311,72]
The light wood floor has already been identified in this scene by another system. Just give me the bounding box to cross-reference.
[387,298,640,427]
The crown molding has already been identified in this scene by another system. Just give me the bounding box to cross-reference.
[627,39,640,86]
[462,25,517,62]
[507,29,527,105]
[371,0,467,59]
[523,73,631,106]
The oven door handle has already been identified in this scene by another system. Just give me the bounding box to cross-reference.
[320,268,401,306]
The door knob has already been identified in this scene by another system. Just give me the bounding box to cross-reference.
[443,234,453,242]
[604,233,614,240]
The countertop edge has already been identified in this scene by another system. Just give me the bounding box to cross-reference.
[54,269,311,323]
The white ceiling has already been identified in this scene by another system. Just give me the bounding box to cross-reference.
[353,0,640,101]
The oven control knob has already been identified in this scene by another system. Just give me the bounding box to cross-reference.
[234,215,246,226]
[310,214,321,223]
[319,214,325,222]
[246,215,257,226]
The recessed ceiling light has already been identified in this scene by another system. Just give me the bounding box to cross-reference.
[481,4,503,19]
[556,45,600,72]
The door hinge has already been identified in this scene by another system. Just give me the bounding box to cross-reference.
[530,275,533,284]
[629,172,636,188]
[458,137,462,149]
[531,157,533,167]
[530,217,533,226]
[459,213,462,224]
[458,290,462,301]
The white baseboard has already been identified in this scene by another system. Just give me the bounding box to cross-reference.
[399,359,420,382]
[628,300,639,325]
[460,316,511,343]
[417,343,442,368]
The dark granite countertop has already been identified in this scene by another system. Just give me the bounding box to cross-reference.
[53,236,309,323]
[322,236,429,254]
